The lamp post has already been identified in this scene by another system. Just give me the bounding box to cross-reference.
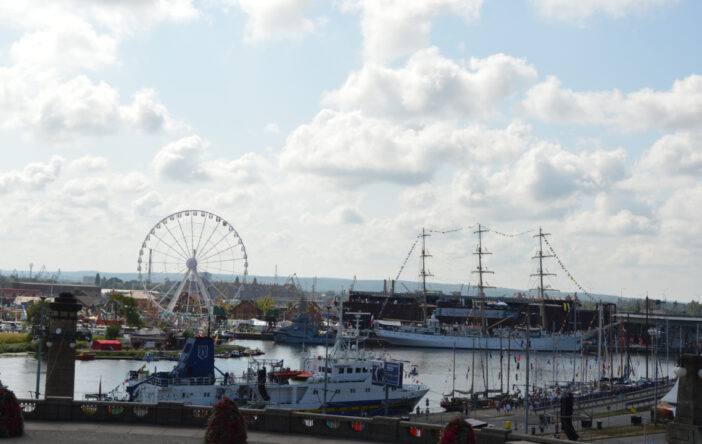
[34,295,46,399]
[650,326,660,424]
[322,304,331,414]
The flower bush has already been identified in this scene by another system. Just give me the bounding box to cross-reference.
[439,417,476,444]
[0,387,23,438]
[205,398,247,444]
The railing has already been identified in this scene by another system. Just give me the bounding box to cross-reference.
[533,379,674,411]
[19,397,575,444]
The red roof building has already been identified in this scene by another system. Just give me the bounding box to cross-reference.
[90,340,122,351]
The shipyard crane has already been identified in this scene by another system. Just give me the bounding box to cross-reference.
[348,275,356,293]
[34,265,47,281]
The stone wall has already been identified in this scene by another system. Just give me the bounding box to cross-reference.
[18,397,576,444]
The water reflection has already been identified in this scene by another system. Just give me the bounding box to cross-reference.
[0,340,675,411]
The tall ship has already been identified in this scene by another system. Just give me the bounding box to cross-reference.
[127,308,429,416]
[374,226,583,352]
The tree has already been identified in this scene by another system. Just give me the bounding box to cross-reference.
[94,273,101,286]
[24,299,51,335]
[687,300,702,316]
[108,292,144,328]
[213,305,227,322]
[106,323,122,340]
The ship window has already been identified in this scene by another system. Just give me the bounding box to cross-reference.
[335,389,340,394]
[313,389,318,395]
[363,368,368,373]
[355,368,361,373]
[350,389,356,393]
[365,388,371,392]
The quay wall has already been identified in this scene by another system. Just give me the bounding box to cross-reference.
[18,397,576,444]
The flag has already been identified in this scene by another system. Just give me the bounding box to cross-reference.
[369,314,375,327]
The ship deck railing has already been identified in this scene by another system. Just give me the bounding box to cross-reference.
[150,375,216,387]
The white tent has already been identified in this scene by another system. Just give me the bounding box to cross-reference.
[660,379,678,404]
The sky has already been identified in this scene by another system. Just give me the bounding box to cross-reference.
[1,0,701,302]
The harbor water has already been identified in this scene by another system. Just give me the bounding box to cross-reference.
[0,339,677,412]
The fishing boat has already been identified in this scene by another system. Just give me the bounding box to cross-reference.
[75,352,96,361]
[126,307,429,416]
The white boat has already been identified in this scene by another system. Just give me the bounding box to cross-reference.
[126,309,429,416]
[374,314,582,352]
[374,226,583,353]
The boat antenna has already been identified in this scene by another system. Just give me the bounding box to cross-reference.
[531,227,556,330]
[420,227,433,322]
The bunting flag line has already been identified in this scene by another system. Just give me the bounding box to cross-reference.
[488,228,536,238]
[394,235,421,281]
[427,225,474,234]
[543,236,593,300]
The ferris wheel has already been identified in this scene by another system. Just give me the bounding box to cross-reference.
[137,210,248,317]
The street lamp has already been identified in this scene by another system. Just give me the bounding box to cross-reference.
[34,295,46,399]
[321,304,334,413]
[649,326,661,424]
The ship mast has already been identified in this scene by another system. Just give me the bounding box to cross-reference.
[473,223,493,335]
[531,227,556,329]
[472,223,493,395]
[420,227,433,323]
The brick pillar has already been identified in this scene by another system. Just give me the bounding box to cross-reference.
[44,292,82,398]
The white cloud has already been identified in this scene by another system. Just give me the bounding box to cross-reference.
[281,110,491,186]
[265,123,279,133]
[119,89,182,133]
[281,105,536,187]
[342,0,482,62]
[330,206,364,225]
[522,75,702,132]
[23,76,120,139]
[207,152,272,185]
[67,156,110,173]
[0,1,200,37]
[659,184,702,248]
[224,0,323,41]
[639,131,702,176]
[153,135,211,182]
[564,192,654,236]
[0,156,64,193]
[324,48,537,120]
[530,0,677,21]
[0,1,192,142]
[10,19,118,71]
[451,142,628,219]
[0,73,180,141]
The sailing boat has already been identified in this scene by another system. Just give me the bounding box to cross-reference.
[440,343,475,411]
[374,226,582,352]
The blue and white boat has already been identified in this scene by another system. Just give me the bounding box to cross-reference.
[127,307,429,416]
